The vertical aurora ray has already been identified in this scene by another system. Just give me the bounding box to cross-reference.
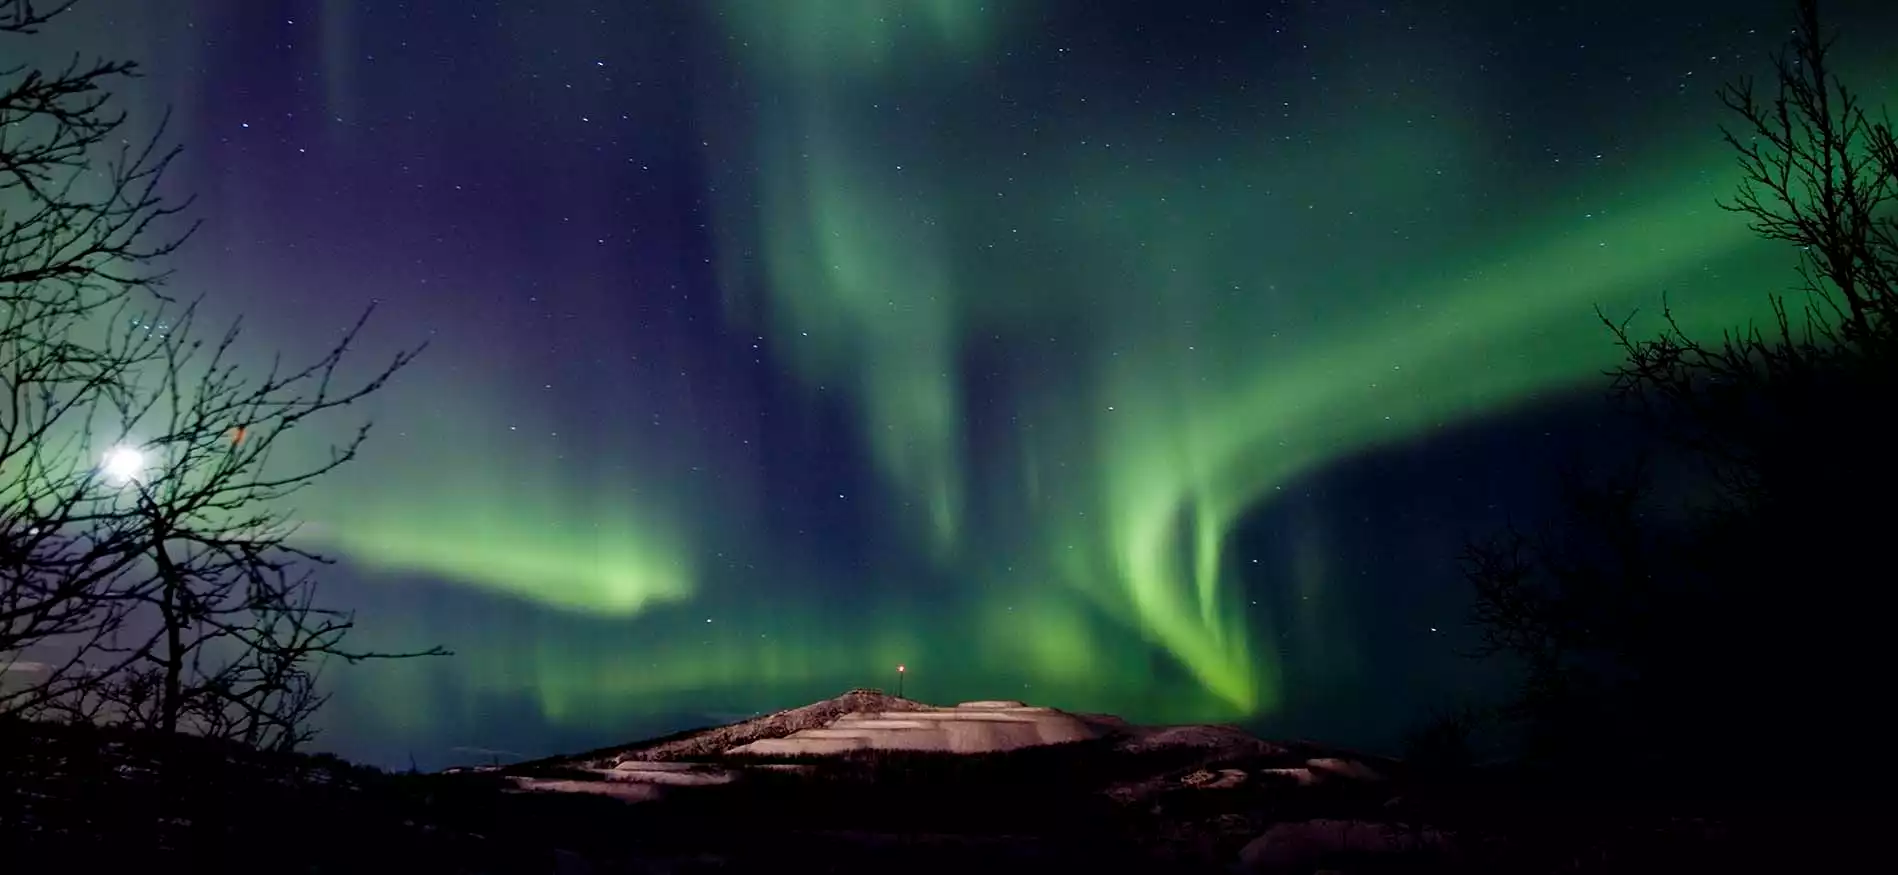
[317,0,357,124]
[710,0,1011,553]
[756,133,968,550]
[699,1,1796,716]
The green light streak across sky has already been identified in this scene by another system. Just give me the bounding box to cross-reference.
[321,391,699,616]
[679,0,1786,718]
[238,0,1870,739]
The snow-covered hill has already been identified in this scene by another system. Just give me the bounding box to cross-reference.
[540,688,1126,767]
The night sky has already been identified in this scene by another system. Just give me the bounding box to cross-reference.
[37,0,1896,768]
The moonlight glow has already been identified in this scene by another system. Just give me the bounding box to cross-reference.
[100,446,146,486]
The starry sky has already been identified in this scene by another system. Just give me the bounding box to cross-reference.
[34,0,1896,768]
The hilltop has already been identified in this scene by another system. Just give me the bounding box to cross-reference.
[532,689,1133,765]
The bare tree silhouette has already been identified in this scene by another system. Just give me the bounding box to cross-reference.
[1715,0,1896,343]
[2,0,195,716]
[1462,0,1896,792]
[1,0,443,750]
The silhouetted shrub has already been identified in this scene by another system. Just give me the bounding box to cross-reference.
[1463,0,1898,800]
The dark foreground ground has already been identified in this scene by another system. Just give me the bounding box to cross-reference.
[0,717,1870,874]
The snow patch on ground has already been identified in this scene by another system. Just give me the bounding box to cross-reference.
[507,762,737,802]
[506,777,663,802]
[728,703,1097,756]
[1307,757,1383,782]
[606,763,737,786]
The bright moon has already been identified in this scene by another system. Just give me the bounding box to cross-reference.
[101,446,145,484]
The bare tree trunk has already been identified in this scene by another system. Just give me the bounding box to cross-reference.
[152,531,184,736]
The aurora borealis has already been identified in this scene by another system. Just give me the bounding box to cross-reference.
[41,0,1897,766]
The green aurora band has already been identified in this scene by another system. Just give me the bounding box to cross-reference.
[56,1,1892,744]
[682,0,1789,717]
